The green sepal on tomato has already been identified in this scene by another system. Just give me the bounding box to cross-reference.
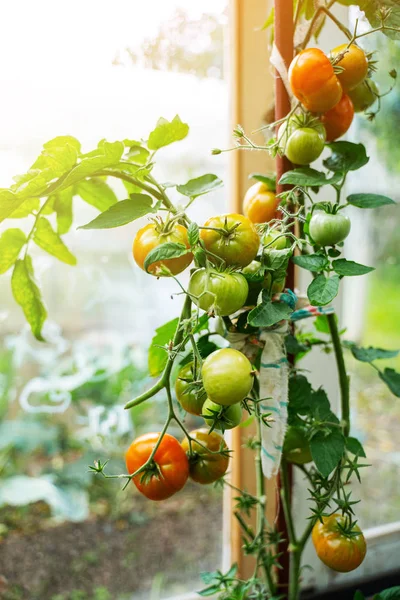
[188,268,249,317]
[202,398,243,431]
[175,362,206,416]
[200,213,260,268]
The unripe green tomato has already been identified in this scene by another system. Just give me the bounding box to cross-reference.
[175,363,205,416]
[348,78,379,113]
[202,398,242,430]
[309,211,351,246]
[285,127,325,165]
[283,426,312,465]
[263,230,288,250]
[188,268,248,316]
[271,278,285,294]
[202,348,253,406]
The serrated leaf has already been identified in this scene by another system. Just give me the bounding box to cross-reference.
[346,437,366,458]
[53,188,74,234]
[307,274,340,306]
[354,590,366,600]
[147,115,189,150]
[11,257,47,340]
[176,174,223,198]
[323,142,369,173]
[79,195,155,230]
[332,258,374,276]
[187,222,200,246]
[310,428,345,477]
[54,141,124,192]
[375,587,400,599]
[347,193,395,209]
[250,172,276,190]
[0,229,26,273]
[33,217,77,265]
[148,318,179,377]
[345,343,399,362]
[279,167,341,187]
[143,242,189,273]
[379,368,400,397]
[247,291,293,327]
[310,388,338,423]
[75,177,118,211]
[9,197,40,219]
[30,138,78,176]
[127,144,150,165]
[292,254,328,272]
[0,189,26,223]
[357,0,400,40]
[289,374,313,415]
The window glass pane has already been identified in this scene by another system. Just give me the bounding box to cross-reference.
[0,2,228,599]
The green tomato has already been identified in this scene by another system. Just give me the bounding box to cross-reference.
[202,398,242,431]
[309,211,351,246]
[175,363,206,416]
[202,348,253,406]
[348,78,379,113]
[263,230,288,249]
[188,268,248,316]
[285,127,325,165]
[271,278,285,294]
[283,426,312,465]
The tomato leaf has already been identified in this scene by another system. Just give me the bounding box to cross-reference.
[247,291,293,327]
[75,178,118,211]
[176,174,223,198]
[11,257,47,341]
[356,0,400,40]
[347,193,395,209]
[79,195,156,230]
[187,222,200,247]
[332,258,374,276]
[323,142,369,172]
[250,172,276,190]
[278,167,341,187]
[285,334,309,356]
[148,317,179,377]
[9,197,40,219]
[346,437,366,458]
[292,254,329,272]
[0,229,27,274]
[33,217,77,265]
[143,242,190,273]
[147,115,189,150]
[310,428,345,477]
[374,587,400,599]
[344,342,399,362]
[53,188,74,234]
[310,388,338,423]
[354,590,366,600]
[307,274,340,306]
[0,189,30,223]
[288,374,313,416]
[378,368,400,397]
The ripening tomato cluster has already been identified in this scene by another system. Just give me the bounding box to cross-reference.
[278,44,379,166]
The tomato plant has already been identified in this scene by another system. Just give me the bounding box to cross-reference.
[202,398,243,431]
[188,268,249,316]
[309,210,351,246]
[175,362,206,416]
[312,514,367,573]
[181,428,230,484]
[243,181,278,224]
[133,221,193,276]
[200,213,260,268]
[125,432,189,501]
[321,93,355,141]
[202,348,254,406]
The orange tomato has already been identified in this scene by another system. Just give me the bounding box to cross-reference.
[181,428,230,484]
[330,44,368,92]
[126,432,189,501]
[321,94,354,142]
[133,222,193,276]
[312,514,367,573]
[243,182,279,224]
[289,48,343,113]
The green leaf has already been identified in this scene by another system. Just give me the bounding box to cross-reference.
[353,591,366,600]
[332,258,374,276]
[375,587,400,599]
[147,115,189,150]
[307,274,340,306]
[379,368,400,397]
[310,428,345,477]
[0,229,26,274]
[198,585,222,597]
[75,178,118,211]
[143,242,189,273]
[9,197,40,219]
[148,318,179,377]
[127,144,150,165]
[323,142,369,173]
[11,257,47,341]
[30,137,79,176]
[357,0,400,40]
[79,195,155,230]
[285,334,309,356]
[278,167,341,187]
[0,189,31,223]
[250,173,276,190]
[346,437,366,458]
[187,222,200,246]
[247,291,293,327]
[54,141,124,192]
[310,388,338,423]
[288,374,312,415]
[292,254,329,272]
[176,174,223,198]
[345,343,399,362]
[53,188,74,234]
[261,7,274,29]
[347,193,395,209]
[314,314,334,333]
[33,217,77,265]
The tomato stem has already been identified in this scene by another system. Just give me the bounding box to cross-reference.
[327,313,350,437]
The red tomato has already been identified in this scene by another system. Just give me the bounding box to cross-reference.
[126,432,189,501]
[289,48,343,113]
[321,94,354,142]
